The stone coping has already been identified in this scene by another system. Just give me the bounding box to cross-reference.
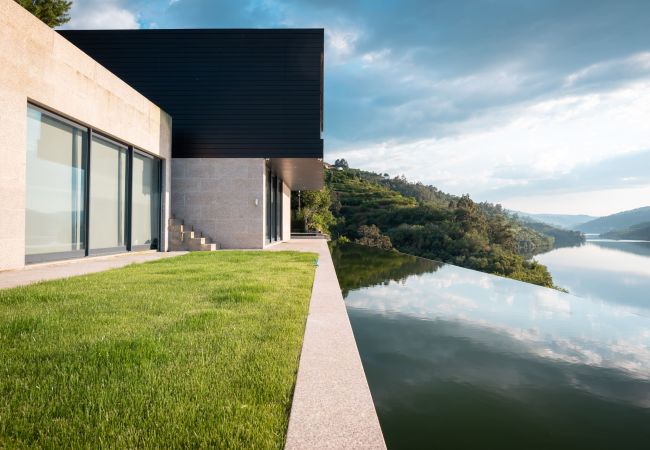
[267,239,386,449]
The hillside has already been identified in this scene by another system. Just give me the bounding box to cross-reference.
[518,221,585,248]
[326,168,559,288]
[601,222,650,240]
[512,211,598,230]
[576,206,650,234]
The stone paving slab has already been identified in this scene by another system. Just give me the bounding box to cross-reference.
[268,239,386,449]
[0,251,187,289]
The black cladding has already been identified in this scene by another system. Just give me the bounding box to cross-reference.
[59,29,324,159]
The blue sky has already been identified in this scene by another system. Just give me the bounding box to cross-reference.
[61,0,650,216]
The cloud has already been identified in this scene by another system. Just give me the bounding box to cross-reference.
[565,52,650,89]
[328,79,650,214]
[325,28,360,64]
[64,0,650,214]
[60,1,140,29]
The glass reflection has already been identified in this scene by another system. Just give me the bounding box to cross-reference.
[25,106,86,257]
[131,153,160,249]
[89,136,127,251]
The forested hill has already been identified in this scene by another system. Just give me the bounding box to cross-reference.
[513,219,586,248]
[601,222,650,240]
[325,167,565,289]
[576,206,650,234]
[511,211,598,230]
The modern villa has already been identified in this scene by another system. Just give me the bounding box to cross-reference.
[0,0,323,270]
[0,3,387,447]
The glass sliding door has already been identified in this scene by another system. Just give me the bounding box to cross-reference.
[89,135,128,253]
[25,106,87,262]
[131,151,161,250]
[264,168,285,244]
[25,104,164,263]
[266,166,272,243]
[276,177,283,241]
[271,175,278,241]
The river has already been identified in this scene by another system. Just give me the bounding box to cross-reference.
[534,239,650,310]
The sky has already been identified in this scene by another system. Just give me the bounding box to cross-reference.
[60,0,650,216]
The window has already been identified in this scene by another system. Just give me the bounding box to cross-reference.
[89,135,128,253]
[265,165,284,244]
[276,177,283,241]
[131,152,161,250]
[25,104,163,263]
[266,166,272,243]
[25,106,87,261]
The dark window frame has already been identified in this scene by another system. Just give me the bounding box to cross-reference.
[264,162,285,244]
[130,149,163,252]
[87,132,129,257]
[24,103,163,264]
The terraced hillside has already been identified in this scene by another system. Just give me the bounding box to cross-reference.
[325,168,559,289]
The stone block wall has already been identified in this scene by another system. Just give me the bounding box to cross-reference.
[171,158,266,249]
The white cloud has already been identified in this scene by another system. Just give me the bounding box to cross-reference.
[501,185,650,216]
[60,1,140,30]
[564,52,650,87]
[330,80,650,215]
[361,48,391,66]
[325,28,360,64]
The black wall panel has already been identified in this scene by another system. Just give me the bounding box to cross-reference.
[59,29,324,159]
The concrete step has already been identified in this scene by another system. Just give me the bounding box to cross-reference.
[169,224,190,233]
[169,231,184,240]
[190,237,208,245]
[167,217,219,251]
[187,239,209,251]
[182,231,202,240]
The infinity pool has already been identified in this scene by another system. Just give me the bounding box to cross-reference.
[330,242,650,450]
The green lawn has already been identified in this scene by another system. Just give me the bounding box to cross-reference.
[0,251,316,449]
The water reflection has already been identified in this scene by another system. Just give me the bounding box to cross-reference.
[329,241,442,296]
[588,239,650,258]
[332,243,650,450]
[534,240,650,309]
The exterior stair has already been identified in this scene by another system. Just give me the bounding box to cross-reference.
[168,218,220,251]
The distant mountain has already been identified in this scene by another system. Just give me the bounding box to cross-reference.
[601,222,650,240]
[576,207,650,234]
[510,211,599,229]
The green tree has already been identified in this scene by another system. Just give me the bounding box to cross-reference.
[326,165,561,289]
[333,158,349,169]
[295,187,336,234]
[356,225,393,250]
[16,0,72,27]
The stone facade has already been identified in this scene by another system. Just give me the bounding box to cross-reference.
[0,0,172,270]
[172,158,290,249]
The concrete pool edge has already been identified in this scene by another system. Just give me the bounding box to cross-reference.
[267,239,386,449]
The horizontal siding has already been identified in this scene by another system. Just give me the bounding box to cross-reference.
[59,29,324,159]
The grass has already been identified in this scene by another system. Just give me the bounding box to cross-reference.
[0,251,317,449]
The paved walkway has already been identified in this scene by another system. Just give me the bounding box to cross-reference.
[268,239,386,449]
[0,251,187,289]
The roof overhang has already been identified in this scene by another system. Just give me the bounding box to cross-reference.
[270,158,323,191]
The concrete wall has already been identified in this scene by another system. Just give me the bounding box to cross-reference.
[171,158,266,249]
[171,159,292,249]
[0,0,172,270]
